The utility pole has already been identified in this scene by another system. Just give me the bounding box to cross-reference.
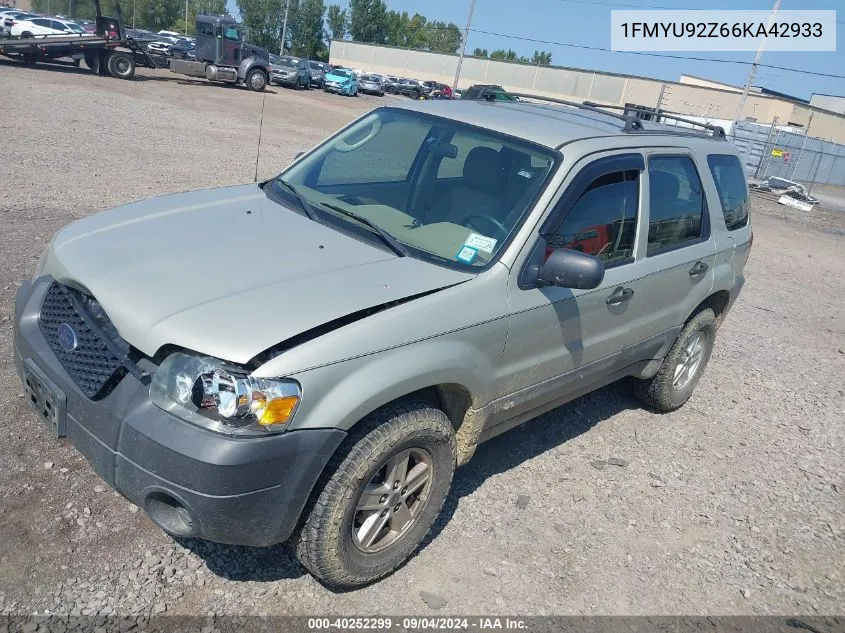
[279,0,289,56]
[452,0,476,93]
[184,0,188,36]
[732,0,781,127]
[132,0,135,28]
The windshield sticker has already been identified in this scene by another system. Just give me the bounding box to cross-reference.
[518,169,533,179]
[464,233,497,253]
[456,246,478,264]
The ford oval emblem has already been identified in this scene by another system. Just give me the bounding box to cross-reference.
[57,323,79,351]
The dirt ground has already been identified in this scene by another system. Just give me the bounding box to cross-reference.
[0,62,843,618]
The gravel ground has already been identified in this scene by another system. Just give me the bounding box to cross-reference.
[0,62,843,618]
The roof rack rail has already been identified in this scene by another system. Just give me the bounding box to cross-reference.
[506,93,645,132]
[582,102,727,138]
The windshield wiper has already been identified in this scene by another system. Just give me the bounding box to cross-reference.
[316,202,409,257]
[273,178,318,221]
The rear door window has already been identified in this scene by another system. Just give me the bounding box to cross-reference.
[707,154,749,231]
[647,155,707,255]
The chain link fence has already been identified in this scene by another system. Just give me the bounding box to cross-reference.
[731,120,845,191]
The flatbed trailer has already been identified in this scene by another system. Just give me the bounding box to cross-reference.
[0,7,164,79]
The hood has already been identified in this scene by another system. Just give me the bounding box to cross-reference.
[46,184,471,365]
[325,72,351,83]
[241,43,269,61]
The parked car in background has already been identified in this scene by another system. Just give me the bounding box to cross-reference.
[270,56,311,89]
[460,84,519,102]
[397,79,430,100]
[75,19,96,33]
[382,76,402,94]
[2,11,39,33]
[323,67,358,96]
[358,73,384,96]
[11,17,85,37]
[146,41,172,55]
[308,60,329,88]
[426,82,454,100]
[126,28,157,43]
[170,39,196,59]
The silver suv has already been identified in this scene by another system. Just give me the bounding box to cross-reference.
[14,97,751,589]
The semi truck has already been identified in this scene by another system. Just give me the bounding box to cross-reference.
[168,15,270,91]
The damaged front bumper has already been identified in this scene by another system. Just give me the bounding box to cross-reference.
[13,277,346,547]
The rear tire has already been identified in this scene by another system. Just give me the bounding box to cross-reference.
[106,51,135,80]
[294,397,456,590]
[20,31,33,38]
[633,308,717,412]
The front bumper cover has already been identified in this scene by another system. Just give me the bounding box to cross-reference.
[14,277,346,547]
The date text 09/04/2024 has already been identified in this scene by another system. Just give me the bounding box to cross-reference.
[307,617,528,630]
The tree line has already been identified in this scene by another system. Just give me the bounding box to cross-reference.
[235,0,464,60]
[472,48,553,65]
[29,0,553,66]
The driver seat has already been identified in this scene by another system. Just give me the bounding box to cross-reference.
[429,146,505,226]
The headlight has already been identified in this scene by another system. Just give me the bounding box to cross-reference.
[150,353,300,436]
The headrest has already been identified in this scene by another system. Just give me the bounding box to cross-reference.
[464,146,504,194]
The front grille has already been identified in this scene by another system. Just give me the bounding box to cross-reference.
[39,283,127,400]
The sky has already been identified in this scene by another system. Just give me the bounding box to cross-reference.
[226,0,843,100]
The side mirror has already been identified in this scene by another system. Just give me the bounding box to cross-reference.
[537,248,605,289]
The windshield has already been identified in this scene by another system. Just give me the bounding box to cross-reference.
[268,109,558,269]
[330,68,350,78]
[361,75,379,82]
[67,23,85,32]
[309,61,324,70]
[278,58,297,68]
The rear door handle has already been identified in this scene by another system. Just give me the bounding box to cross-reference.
[689,261,709,276]
[606,286,634,305]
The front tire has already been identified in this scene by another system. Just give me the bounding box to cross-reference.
[245,68,266,92]
[294,398,456,590]
[634,308,717,412]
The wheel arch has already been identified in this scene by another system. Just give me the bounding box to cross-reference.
[688,289,731,327]
[287,340,495,465]
[237,56,268,81]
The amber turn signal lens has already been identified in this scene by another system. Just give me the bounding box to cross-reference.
[258,396,299,426]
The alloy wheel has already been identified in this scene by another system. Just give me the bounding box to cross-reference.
[351,448,433,553]
[673,330,705,390]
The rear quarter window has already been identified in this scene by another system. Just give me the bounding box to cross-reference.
[707,154,749,231]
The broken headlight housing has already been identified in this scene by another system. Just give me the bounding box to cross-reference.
[150,353,300,436]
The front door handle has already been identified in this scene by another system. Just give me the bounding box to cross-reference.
[606,286,634,305]
[689,261,709,276]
